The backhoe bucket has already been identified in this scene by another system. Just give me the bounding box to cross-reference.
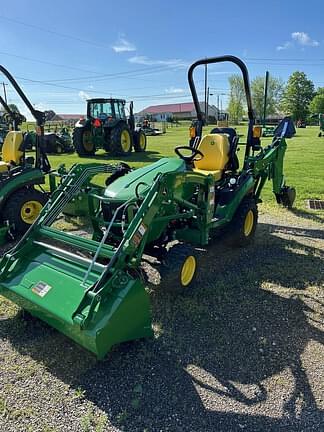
[0,239,152,359]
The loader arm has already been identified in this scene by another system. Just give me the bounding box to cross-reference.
[72,169,211,328]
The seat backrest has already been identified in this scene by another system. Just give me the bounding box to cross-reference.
[2,131,24,164]
[194,134,230,171]
[210,127,237,146]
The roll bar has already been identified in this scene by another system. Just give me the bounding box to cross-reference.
[188,55,256,159]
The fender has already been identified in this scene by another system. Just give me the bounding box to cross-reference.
[0,169,45,210]
[214,174,255,223]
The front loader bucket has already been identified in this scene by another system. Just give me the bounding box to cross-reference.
[0,162,169,358]
[0,239,153,359]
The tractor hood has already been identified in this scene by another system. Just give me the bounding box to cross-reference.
[104,157,185,201]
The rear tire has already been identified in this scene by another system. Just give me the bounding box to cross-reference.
[160,244,198,294]
[110,123,133,156]
[228,197,258,247]
[133,130,147,152]
[73,127,95,156]
[3,188,47,235]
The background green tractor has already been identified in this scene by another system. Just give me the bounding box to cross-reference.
[73,98,147,156]
[0,65,52,243]
[25,127,74,154]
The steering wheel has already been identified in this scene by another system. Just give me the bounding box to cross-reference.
[174,146,204,163]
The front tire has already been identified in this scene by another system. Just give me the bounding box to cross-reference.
[160,244,198,294]
[228,197,258,247]
[73,127,95,156]
[3,188,47,235]
[133,130,147,152]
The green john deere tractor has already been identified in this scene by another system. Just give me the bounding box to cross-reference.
[73,98,147,156]
[0,55,296,359]
[26,128,74,154]
[0,65,52,243]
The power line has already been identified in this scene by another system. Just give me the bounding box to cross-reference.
[0,49,188,88]
[28,65,183,84]
[8,91,205,106]
[245,57,324,62]
[0,49,101,74]
[0,14,111,49]
[0,49,177,79]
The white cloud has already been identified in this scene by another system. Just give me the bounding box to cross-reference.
[276,41,293,51]
[292,31,319,46]
[165,87,185,94]
[277,31,319,50]
[128,55,188,68]
[112,35,136,53]
[79,90,90,101]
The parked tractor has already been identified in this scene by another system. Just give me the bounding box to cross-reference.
[140,119,163,136]
[73,99,146,156]
[26,128,74,154]
[0,55,296,358]
[0,65,52,243]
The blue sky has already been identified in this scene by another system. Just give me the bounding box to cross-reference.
[0,0,323,119]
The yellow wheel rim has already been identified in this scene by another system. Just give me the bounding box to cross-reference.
[139,133,146,150]
[180,255,196,287]
[20,200,43,224]
[83,131,94,152]
[121,130,131,152]
[244,210,254,237]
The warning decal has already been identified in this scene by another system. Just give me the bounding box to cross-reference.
[32,281,52,298]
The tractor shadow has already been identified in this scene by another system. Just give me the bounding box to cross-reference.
[290,207,324,224]
[0,222,323,431]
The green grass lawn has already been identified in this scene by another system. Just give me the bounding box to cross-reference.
[21,122,324,218]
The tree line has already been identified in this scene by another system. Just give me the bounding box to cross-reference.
[228,71,324,124]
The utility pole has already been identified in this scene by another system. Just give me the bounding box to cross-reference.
[204,63,208,124]
[206,87,210,122]
[263,71,269,128]
[2,82,8,104]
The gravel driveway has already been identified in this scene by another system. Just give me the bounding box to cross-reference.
[0,207,323,432]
